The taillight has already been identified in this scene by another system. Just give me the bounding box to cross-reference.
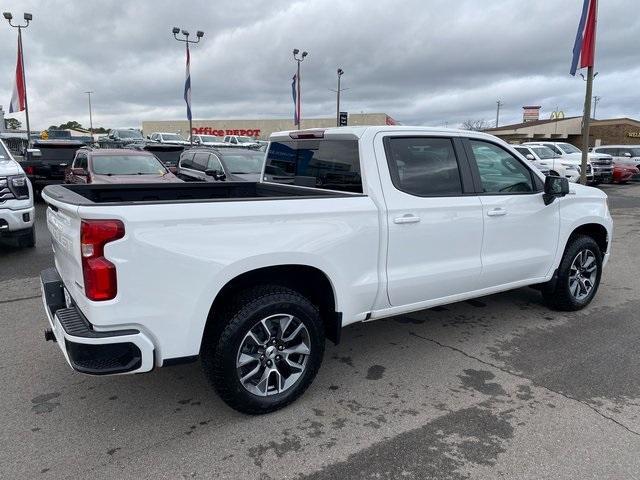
[24,165,34,175]
[80,219,125,301]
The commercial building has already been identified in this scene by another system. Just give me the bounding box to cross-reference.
[485,105,640,147]
[142,113,397,140]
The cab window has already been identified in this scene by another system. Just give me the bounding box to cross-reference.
[384,137,463,196]
[469,140,535,194]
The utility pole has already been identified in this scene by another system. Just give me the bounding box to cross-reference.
[172,26,205,146]
[85,91,94,142]
[3,12,33,146]
[592,95,601,119]
[495,100,503,128]
[336,68,343,126]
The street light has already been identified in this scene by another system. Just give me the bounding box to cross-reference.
[85,91,94,143]
[172,26,205,146]
[3,11,33,146]
[292,49,308,129]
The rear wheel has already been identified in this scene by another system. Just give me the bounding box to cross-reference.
[202,285,325,414]
[542,235,602,311]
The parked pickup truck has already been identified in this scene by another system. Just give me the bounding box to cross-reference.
[20,139,86,195]
[39,126,613,414]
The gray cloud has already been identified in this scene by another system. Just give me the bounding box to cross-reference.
[1,0,638,130]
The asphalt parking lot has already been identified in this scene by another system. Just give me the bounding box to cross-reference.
[1,184,639,480]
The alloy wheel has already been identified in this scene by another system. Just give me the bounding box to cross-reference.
[568,249,597,301]
[236,314,311,396]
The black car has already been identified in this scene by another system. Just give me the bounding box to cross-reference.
[97,128,145,149]
[177,146,265,183]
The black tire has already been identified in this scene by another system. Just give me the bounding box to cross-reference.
[201,285,325,414]
[542,235,602,311]
[20,226,36,248]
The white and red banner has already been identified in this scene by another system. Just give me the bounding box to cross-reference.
[9,38,26,113]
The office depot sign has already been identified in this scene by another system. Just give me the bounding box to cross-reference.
[192,127,261,137]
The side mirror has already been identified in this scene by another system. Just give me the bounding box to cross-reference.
[71,168,87,176]
[205,169,226,181]
[526,154,535,161]
[543,175,569,206]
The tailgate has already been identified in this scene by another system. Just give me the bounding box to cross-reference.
[43,193,84,300]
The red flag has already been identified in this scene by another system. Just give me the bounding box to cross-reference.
[580,0,598,69]
[9,38,26,113]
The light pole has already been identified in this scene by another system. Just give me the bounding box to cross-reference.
[336,68,343,126]
[292,49,308,129]
[85,91,94,142]
[3,11,33,146]
[173,26,204,146]
[495,99,503,128]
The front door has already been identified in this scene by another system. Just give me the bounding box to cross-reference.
[379,134,484,307]
[465,139,560,288]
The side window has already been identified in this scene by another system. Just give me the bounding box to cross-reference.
[180,153,194,168]
[207,154,224,172]
[385,137,463,196]
[230,137,238,144]
[469,140,534,194]
[224,136,229,142]
[193,152,209,171]
[546,144,562,155]
[514,147,530,157]
[74,154,87,170]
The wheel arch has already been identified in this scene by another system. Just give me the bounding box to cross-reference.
[568,222,609,254]
[202,264,342,349]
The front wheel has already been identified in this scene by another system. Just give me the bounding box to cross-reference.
[202,285,325,414]
[542,235,602,311]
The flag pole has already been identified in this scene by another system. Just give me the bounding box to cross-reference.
[18,27,32,147]
[579,65,594,185]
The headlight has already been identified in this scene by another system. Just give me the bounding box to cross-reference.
[8,175,29,199]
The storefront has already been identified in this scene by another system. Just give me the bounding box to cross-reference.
[485,116,640,147]
[142,113,397,140]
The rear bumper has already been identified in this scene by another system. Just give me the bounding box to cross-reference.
[40,267,155,375]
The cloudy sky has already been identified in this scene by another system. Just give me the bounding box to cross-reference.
[0,0,638,131]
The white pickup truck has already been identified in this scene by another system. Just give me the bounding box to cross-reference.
[40,126,612,414]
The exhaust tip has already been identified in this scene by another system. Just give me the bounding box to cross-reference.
[44,328,56,343]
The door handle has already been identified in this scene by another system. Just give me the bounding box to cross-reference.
[394,214,421,224]
[487,208,507,217]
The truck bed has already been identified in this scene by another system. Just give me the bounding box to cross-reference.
[42,182,358,206]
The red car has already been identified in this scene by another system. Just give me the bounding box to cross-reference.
[612,162,639,184]
[65,148,182,184]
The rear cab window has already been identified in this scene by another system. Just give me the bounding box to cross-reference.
[265,139,362,193]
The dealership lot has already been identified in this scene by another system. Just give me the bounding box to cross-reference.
[0,183,639,479]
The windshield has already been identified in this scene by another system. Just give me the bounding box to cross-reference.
[531,146,556,159]
[558,143,581,154]
[236,136,255,143]
[221,152,264,174]
[161,133,184,141]
[0,141,9,160]
[92,155,167,175]
[200,135,224,143]
[117,130,143,139]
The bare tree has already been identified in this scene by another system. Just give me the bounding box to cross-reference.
[460,119,494,131]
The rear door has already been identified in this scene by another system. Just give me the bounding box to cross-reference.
[379,134,484,306]
[464,138,559,288]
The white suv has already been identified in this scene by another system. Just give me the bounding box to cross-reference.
[523,141,613,184]
[0,139,35,247]
[148,132,190,145]
[514,145,582,182]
